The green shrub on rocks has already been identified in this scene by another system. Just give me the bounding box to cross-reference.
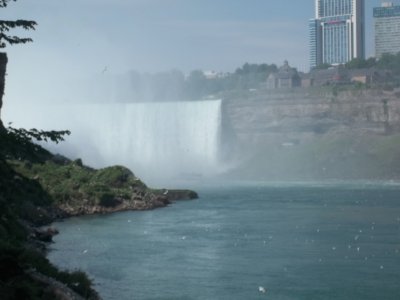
[10,159,149,210]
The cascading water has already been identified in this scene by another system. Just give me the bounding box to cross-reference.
[4,100,223,185]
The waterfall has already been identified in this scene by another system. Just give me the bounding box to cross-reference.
[4,100,222,184]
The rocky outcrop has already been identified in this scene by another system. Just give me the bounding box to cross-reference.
[154,189,199,201]
[54,188,196,218]
[10,158,198,224]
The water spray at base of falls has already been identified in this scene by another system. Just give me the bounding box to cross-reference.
[4,100,224,185]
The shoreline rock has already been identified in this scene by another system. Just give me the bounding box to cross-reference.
[9,159,198,226]
[47,187,198,221]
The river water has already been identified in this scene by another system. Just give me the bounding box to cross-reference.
[48,182,400,300]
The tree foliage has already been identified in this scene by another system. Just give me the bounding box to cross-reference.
[0,0,37,48]
[7,126,70,144]
[313,63,332,70]
[345,57,376,69]
[0,0,15,7]
[377,52,400,74]
[0,125,70,161]
[120,62,278,101]
[180,63,278,99]
[344,53,400,74]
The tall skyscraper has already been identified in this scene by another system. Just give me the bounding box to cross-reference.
[309,0,365,69]
[374,2,400,58]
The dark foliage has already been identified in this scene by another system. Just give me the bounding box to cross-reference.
[0,2,99,299]
[182,62,277,99]
[0,141,98,299]
[0,0,15,8]
[345,57,376,69]
[344,52,400,74]
[313,63,332,70]
[0,125,70,161]
[0,0,37,48]
[120,62,278,102]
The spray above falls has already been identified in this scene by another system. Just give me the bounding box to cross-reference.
[5,100,223,185]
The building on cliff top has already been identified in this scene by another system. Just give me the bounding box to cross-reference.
[301,67,393,87]
[267,60,301,89]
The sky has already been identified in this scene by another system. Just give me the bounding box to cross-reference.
[0,0,397,104]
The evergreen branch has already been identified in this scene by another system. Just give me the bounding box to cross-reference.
[0,125,71,161]
[0,33,33,48]
[0,20,37,31]
[7,126,71,144]
[0,0,16,8]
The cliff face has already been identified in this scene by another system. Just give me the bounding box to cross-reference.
[225,88,400,147]
[223,88,400,180]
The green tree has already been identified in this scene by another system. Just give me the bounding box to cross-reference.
[377,52,400,74]
[345,57,376,69]
[0,0,37,130]
[234,62,277,89]
[313,63,332,70]
[184,70,207,99]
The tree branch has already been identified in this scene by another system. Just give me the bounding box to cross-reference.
[0,20,37,31]
[0,0,16,8]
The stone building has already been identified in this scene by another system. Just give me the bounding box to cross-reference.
[267,61,301,89]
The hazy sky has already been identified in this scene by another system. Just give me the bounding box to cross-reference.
[0,0,396,104]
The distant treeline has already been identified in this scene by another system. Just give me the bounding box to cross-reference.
[115,53,400,102]
[114,63,277,102]
[315,52,400,74]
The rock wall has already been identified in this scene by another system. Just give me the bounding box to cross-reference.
[224,88,400,149]
[221,88,400,180]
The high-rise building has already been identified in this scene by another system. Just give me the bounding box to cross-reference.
[309,0,365,69]
[374,2,400,58]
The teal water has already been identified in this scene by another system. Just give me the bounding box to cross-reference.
[48,183,400,300]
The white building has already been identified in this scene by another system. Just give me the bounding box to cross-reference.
[309,0,365,69]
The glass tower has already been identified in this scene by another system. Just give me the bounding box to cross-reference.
[374,3,400,58]
[309,0,365,69]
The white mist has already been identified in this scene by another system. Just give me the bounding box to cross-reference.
[4,100,222,185]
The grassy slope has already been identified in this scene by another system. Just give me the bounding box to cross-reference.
[10,159,153,214]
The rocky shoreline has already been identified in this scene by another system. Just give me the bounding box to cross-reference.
[9,154,198,223]
[25,182,198,300]
[31,187,198,240]
[24,171,197,300]
[42,186,198,222]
